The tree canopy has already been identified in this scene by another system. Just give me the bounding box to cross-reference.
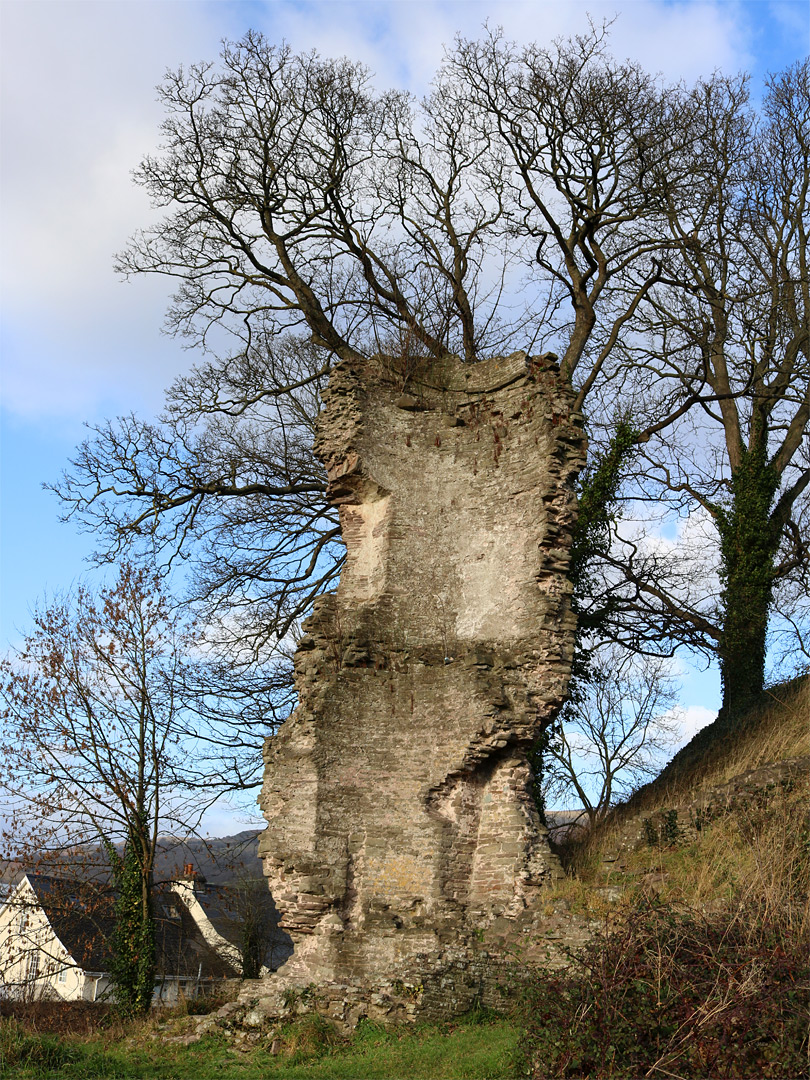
[0,564,194,1012]
[54,28,809,718]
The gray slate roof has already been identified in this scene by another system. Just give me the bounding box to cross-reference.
[19,874,241,979]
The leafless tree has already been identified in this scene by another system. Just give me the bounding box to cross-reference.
[116,34,519,362]
[0,563,237,1012]
[59,336,336,659]
[213,874,291,977]
[55,29,689,641]
[447,27,692,400]
[593,62,810,712]
[543,645,680,826]
[51,29,808,730]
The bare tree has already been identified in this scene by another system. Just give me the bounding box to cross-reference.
[116,34,519,362]
[58,337,337,655]
[0,563,212,1013]
[55,29,689,641]
[543,645,680,826]
[594,62,810,712]
[447,26,692,399]
[50,29,808,733]
[214,874,291,978]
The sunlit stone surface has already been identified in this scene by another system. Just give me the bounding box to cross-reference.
[256,352,585,1018]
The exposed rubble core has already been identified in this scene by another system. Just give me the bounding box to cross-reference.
[255,352,586,1016]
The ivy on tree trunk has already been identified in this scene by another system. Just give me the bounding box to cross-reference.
[530,420,640,818]
[108,822,156,1017]
[716,447,780,715]
[567,420,641,689]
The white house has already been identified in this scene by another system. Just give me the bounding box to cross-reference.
[0,870,248,1004]
[0,873,111,1002]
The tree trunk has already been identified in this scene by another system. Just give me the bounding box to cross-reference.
[717,449,780,715]
[110,821,156,1016]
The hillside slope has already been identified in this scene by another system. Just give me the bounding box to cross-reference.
[515,678,809,1078]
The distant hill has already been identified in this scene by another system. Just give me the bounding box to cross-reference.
[151,829,263,884]
[0,830,265,891]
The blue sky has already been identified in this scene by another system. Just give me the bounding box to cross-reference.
[1,0,808,831]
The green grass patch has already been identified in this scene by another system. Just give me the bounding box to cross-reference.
[0,1013,520,1079]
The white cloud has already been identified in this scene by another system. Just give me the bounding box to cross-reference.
[247,1,755,95]
[0,0,768,425]
[0,0,227,419]
[603,1,752,82]
[621,504,723,614]
[670,704,717,748]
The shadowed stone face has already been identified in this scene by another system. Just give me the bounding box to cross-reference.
[257,352,585,1008]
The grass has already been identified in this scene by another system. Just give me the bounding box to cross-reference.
[0,1010,521,1079]
[517,677,810,1078]
[556,676,809,877]
[626,676,807,806]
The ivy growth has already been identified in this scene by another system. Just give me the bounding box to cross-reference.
[568,419,641,659]
[715,446,780,714]
[108,819,156,1017]
[241,915,265,980]
[530,420,641,817]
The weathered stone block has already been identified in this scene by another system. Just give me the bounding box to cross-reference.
[256,352,585,1013]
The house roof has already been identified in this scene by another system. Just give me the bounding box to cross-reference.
[173,875,293,972]
[155,885,240,979]
[180,880,246,950]
[25,873,115,973]
[17,874,240,980]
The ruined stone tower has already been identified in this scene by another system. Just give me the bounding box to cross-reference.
[256,352,585,1017]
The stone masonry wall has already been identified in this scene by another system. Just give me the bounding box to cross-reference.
[255,351,586,1015]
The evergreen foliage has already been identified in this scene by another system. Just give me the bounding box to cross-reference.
[716,447,781,713]
[240,922,264,981]
[567,420,641,667]
[530,421,641,818]
[108,823,155,1018]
